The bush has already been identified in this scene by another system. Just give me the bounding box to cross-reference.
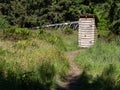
[63,28,73,35]
[39,29,45,34]
[0,15,10,30]
[3,27,30,41]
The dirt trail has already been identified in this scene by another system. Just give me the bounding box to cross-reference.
[66,50,82,78]
[57,50,83,90]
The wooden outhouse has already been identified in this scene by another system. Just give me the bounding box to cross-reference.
[78,14,98,48]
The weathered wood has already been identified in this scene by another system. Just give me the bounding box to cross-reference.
[78,16,97,48]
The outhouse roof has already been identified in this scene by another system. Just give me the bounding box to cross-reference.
[79,14,99,24]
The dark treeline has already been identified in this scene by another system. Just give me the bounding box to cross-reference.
[0,0,120,34]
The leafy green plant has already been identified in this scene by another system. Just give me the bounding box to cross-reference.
[0,37,69,90]
[3,27,30,41]
[39,29,45,34]
[0,15,10,30]
[38,32,66,51]
[63,28,73,35]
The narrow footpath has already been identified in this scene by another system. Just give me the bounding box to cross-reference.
[56,50,83,90]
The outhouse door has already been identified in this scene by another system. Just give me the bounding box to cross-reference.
[78,18,95,48]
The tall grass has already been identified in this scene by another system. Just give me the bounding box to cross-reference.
[0,30,69,90]
[45,29,78,51]
[38,31,66,51]
[75,38,120,89]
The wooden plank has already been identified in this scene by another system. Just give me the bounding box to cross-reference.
[78,34,96,36]
[79,31,95,33]
[79,35,95,38]
[79,27,93,29]
[79,37,95,39]
[79,32,95,34]
[78,42,94,44]
[79,35,95,37]
[79,26,95,28]
[78,34,95,36]
[79,18,95,21]
[78,40,95,43]
[79,39,95,41]
[80,21,95,23]
[79,44,94,47]
[79,30,94,32]
[79,42,94,44]
[79,44,94,46]
[79,33,95,35]
[79,23,94,25]
[80,21,92,23]
[79,29,94,30]
[79,25,95,27]
[78,43,94,45]
[79,40,96,43]
[78,45,89,47]
[79,30,95,31]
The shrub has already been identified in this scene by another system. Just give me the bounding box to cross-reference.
[63,28,73,35]
[3,27,30,41]
[0,15,10,30]
[39,29,45,34]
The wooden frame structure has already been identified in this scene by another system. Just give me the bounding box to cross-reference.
[78,14,98,48]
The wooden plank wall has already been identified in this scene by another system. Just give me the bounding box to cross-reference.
[78,18,96,48]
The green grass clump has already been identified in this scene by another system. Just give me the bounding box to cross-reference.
[0,15,10,30]
[0,38,69,90]
[45,29,78,51]
[38,31,66,51]
[3,27,30,41]
[75,39,120,89]
[62,28,73,35]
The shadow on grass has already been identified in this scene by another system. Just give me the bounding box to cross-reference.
[0,71,52,90]
[0,66,120,90]
[56,71,120,90]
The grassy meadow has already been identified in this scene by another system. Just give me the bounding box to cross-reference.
[0,27,120,90]
[0,28,74,90]
[75,38,120,90]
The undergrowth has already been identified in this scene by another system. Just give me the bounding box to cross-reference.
[0,28,69,90]
[75,38,120,90]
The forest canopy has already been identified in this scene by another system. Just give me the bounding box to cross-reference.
[0,0,120,34]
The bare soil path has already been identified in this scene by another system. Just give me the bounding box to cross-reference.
[56,50,83,90]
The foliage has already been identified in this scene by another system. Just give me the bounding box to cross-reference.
[39,29,45,34]
[63,28,73,35]
[38,32,66,51]
[44,30,78,51]
[0,37,69,90]
[0,15,10,30]
[3,27,30,41]
[0,0,120,35]
[75,39,120,89]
